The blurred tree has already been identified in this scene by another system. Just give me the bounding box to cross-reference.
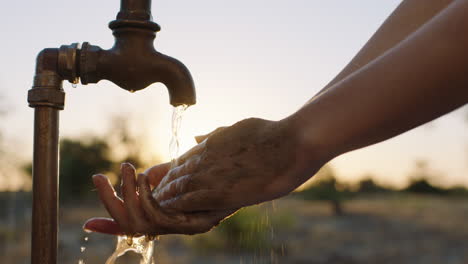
[357,176,389,193]
[404,179,447,195]
[404,160,447,195]
[106,115,145,168]
[24,113,161,199]
[59,138,113,200]
[297,165,352,216]
[104,114,163,187]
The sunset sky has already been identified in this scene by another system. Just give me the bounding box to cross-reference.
[0,0,467,190]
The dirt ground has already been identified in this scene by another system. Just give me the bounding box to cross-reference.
[2,193,468,264]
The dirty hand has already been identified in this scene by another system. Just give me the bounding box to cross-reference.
[84,163,236,236]
[153,117,321,213]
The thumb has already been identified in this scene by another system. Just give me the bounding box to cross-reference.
[194,127,227,144]
[83,217,124,235]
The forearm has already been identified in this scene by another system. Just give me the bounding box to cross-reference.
[292,0,468,160]
[311,0,453,100]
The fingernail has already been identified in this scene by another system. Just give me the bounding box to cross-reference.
[92,174,102,184]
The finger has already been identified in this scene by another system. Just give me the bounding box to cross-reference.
[144,162,171,187]
[156,156,200,191]
[155,174,198,203]
[177,139,206,165]
[139,173,236,235]
[121,163,151,233]
[160,189,237,212]
[194,126,227,144]
[83,217,124,235]
[137,173,187,234]
[92,174,130,232]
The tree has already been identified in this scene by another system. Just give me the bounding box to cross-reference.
[357,176,389,193]
[404,160,446,195]
[59,138,113,200]
[297,165,351,216]
[23,113,162,199]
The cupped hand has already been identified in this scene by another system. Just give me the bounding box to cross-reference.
[153,117,318,213]
[84,163,236,236]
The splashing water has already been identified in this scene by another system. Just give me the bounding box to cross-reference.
[103,105,188,264]
[105,236,156,264]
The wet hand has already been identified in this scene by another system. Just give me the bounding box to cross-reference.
[84,163,236,236]
[152,118,315,213]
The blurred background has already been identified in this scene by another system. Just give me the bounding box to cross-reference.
[0,0,467,263]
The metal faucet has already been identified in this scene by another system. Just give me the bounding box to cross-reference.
[27,0,196,263]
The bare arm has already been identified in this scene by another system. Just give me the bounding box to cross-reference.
[311,0,453,100]
[295,0,468,160]
[151,0,468,212]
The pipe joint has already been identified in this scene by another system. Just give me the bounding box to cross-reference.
[79,42,102,84]
[28,49,66,110]
[58,43,80,84]
[28,86,65,110]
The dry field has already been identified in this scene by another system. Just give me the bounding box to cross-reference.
[1,194,468,264]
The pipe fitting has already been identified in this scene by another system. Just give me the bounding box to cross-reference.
[58,43,80,84]
[79,42,102,85]
[28,49,66,110]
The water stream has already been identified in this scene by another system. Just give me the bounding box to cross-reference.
[83,105,189,264]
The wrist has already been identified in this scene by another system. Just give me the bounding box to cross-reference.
[279,106,339,166]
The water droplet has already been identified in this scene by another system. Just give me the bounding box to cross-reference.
[71,77,79,88]
[126,235,133,246]
[84,237,89,242]
[78,259,85,264]
[80,246,86,252]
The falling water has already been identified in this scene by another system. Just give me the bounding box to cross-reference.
[101,105,188,264]
[169,105,188,168]
[77,236,88,264]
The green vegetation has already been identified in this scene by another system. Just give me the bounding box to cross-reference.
[297,165,354,215]
[59,138,113,200]
[187,205,295,253]
[295,162,468,215]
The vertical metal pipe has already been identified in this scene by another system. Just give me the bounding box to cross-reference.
[31,106,59,264]
[121,0,151,12]
[117,0,152,20]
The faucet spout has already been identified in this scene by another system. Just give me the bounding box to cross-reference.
[78,0,196,106]
[152,52,196,106]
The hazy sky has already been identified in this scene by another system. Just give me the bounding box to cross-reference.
[1,0,467,190]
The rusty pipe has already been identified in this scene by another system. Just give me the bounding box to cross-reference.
[31,107,60,264]
[119,0,152,20]
[28,0,196,263]
[28,48,64,264]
